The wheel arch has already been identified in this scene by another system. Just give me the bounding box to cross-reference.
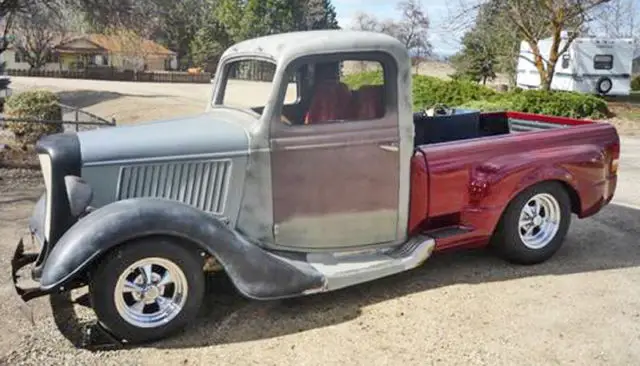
[508,163,582,215]
[39,198,325,300]
[509,178,581,214]
[81,232,217,281]
[493,178,579,236]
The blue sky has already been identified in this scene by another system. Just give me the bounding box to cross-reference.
[332,0,466,56]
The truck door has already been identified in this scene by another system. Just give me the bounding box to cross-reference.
[269,54,402,250]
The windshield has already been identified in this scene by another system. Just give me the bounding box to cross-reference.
[216,58,297,116]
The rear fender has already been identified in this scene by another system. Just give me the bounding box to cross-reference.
[39,198,325,300]
[511,165,579,203]
[510,144,606,216]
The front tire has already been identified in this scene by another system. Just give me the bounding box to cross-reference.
[89,237,205,344]
[491,182,572,265]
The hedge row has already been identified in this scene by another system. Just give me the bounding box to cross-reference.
[343,71,610,119]
[632,75,640,92]
[459,89,610,119]
[343,71,497,109]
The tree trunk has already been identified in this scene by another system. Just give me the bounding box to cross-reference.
[543,61,557,91]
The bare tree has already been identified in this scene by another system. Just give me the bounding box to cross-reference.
[351,12,380,32]
[351,0,432,65]
[593,0,639,38]
[12,3,72,70]
[395,0,432,59]
[105,27,154,74]
[451,0,612,90]
[0,0,56,54]
[592,0,639,56]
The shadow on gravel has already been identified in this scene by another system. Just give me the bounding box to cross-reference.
[0,196,40,205]
[49,202,640,351]
[56,90,174,109]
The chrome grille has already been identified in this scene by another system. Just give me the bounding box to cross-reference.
[117,159,231,214]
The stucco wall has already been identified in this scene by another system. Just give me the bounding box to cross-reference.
[0,50,66,71]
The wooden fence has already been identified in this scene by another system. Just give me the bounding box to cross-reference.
[6,68,213,84]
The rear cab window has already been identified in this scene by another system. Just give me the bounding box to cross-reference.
[277,59,388,126]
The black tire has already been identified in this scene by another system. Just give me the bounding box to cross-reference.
[89,236,205,344]
[490,181,572,265]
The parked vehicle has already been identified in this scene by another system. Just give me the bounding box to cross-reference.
[516,34,636,96]
[11,30,620,345]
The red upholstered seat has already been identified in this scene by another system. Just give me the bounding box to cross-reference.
[353,85,384,120]
[304,81,353,124]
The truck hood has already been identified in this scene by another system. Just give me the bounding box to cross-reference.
[77,109,253,164]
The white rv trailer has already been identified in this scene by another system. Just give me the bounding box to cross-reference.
[516,35,636,96]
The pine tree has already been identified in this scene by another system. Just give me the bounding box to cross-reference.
[304,0,339,30]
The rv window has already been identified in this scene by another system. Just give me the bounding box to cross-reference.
[561,54,570,69]
[593,54,613,70]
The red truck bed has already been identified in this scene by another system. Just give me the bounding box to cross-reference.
[409,111,620,251]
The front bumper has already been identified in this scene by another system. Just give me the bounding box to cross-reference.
[10,236,54,323]
[10,236,123,350]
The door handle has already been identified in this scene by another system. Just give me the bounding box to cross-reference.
[379,142,399,152]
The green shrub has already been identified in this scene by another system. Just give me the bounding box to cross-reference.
[502,89,609,119]
[342,71,610,119]
[458,99,513,112]
[411,75,497,109]
[342,70,384,89]
[632,75,640,91]
[343,71,497,110]
[4,89,63,145]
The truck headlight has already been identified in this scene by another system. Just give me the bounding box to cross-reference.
[64,175,93,217]
[38,154,53,241]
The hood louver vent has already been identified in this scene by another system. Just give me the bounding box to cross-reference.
[117,159,232,214]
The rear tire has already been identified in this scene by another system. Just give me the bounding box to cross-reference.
[491,182,572,265]
[89,237,205,344]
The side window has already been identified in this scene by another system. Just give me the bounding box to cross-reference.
[222,59,278,115]
[593,54,613,70]
[280,58,387,126]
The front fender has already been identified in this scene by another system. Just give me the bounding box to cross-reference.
[40,198,325,300]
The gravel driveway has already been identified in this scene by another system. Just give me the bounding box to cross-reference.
[2,172,640,365]
[0,79,639,365]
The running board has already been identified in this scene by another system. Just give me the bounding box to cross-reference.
[305,235,435,292]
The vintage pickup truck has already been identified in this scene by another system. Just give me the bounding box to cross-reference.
[10,30,619,345]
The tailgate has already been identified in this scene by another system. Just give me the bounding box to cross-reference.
[505,111,598,132]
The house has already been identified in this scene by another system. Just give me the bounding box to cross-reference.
[1,34,177,72]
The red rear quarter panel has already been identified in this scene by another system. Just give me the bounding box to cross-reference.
[410,113,619,250]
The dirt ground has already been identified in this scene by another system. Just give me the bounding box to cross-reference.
[7,76,212,125]
[1,77,640,365]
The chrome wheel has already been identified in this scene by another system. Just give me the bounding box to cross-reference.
[114,257,189,328]
[518,193,561,249]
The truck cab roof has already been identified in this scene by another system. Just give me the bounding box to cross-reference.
[221,30,409,65]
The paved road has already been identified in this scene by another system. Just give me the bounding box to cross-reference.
[613,136,640,207]
[9,76,214,100]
